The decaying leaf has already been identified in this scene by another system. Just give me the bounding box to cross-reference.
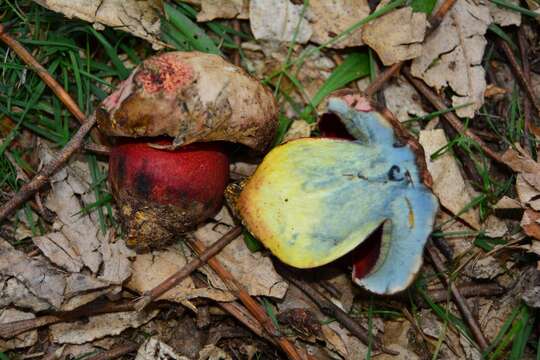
[50,310,159,344]
[0,275,51,312]
[135,337,189,360]
[249,0,312,43]
[411,0,491,118]
[33,0,165,48]
[32,232,83,273]
[199,344,233,360]
[521,209,540,240]
[194,207,288,299]
[419,129,481,229]
[99,237,135,284]
[282,120,312,143]
[489,0,521,26]
[308,0,370,48]
[196,0,248,22]
[0,309,38,351]
[362,6,427,65]
[127,243,234,303]
[383,76,430,123]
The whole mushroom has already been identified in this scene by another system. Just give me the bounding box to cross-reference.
[97,51,278,252]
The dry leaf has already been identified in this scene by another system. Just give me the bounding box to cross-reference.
[135,338,189,360]
[308,0,370,48]
[419,129,481,229]
[411,0,492,118]
[127,243,234,303]
[282,120,312,143]
[197,0,248,21]
[383,76,429,123]
[521,209,540,240]
[489,0,521,26]
[378,321,421,359]
[33,0,165,49]
[465,256,504,280]
[194,207,288,299]
[249,0,312,43]
[362,6,427,65]
[199,344,233,360]
[50,310,159,344]
[0,309,38,351]
[0,274,51,312]
[517,174,540,211]
[32,232,83,273]
[99,237,135,284]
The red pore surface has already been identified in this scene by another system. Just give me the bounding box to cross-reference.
[109,140,229,211]
[135,53,193,94]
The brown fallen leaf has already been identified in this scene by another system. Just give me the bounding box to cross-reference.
[249,0,312,43]
[32,232,83,273]
[521,209,540,240]
[362,6,427,66]
[489,0,521,26]
[411,0,492,118]
[135,337,190,360]
[308,0,370,48]
[33,0,165,48]
[49,310,159,344]
[196,0,248,21]
[419,129,481,229]
[383,76,430,123]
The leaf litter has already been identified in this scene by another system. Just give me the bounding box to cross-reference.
[1,0,540,358]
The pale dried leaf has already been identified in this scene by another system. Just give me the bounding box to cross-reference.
[135,338,189,360]
[282,120,312,143]
[33,0,165,48]
[197,0,248,21]
[483,215,508,238]
[379,321,421,360]
[494,196,523,210]
[249,0,312,43]
[194,207,288,299]
[0,309,37,351]
[465,256,504,279]
[419,129,481,229]
[411,0,491,118]
[521,209,540,240]
[324,322,368,359]
[0,238,65,309]
[99,238,135,284]
[199,344,232,360]
[383,76,429,123]
[127,243,234,303]
[308,0,369,48]
[501,145,540,175]
[489,0,521,26]
[363,7,427,65]
[50,310,159,344]
[517,174,540,211]
[33,232,83,273]
[0,275,51,312]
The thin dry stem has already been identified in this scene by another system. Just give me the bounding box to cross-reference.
[133,226,242,311]
[426,243,489,350]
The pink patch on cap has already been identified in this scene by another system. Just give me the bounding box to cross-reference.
[135,53,194,94]
[342,94,372,112]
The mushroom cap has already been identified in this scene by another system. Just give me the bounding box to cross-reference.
[97,51,278,151]
[238,92,439,294]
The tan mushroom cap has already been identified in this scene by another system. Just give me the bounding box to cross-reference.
[97,51,278,151]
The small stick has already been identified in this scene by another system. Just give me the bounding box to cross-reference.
[364,0,457,96]
[402,67,507,166]
[0,114,97,223]
[498,39,540,117]
[189,237,304,360]
[426,244,489,350]
[133,226,242,311]
[425,283,504,304]
[517,29,532,153]
[85,142,111,156]
[0,23,106,145]
[232,20,242,67]
[276,263,398,356]
[85,342,139,360]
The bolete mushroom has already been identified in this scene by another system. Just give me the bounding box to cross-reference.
[97,51,278,252]
[238,91,439,294]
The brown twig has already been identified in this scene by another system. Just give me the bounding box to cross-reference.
[133,226,242,311]
[0,114,97,223]
[364,0,457,96]
[498,38,540,117]
[0,23,106,145]
[276,263,398,356]
[425,283,504,304]
[426,243,489,350]
[402,67,506,166]
[232,20,242,66]
[517,29,533,153]
[85,142,111,156]
[85,342,139,360]
[189,237,304,360]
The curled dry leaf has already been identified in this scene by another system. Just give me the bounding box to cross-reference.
[411,0,492,118]
[97,51,278,151]
[419,129,481,229]
[50,310,159,344]
[33,0,165,48]
[249,0,312,43]
[362,6,427,66]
